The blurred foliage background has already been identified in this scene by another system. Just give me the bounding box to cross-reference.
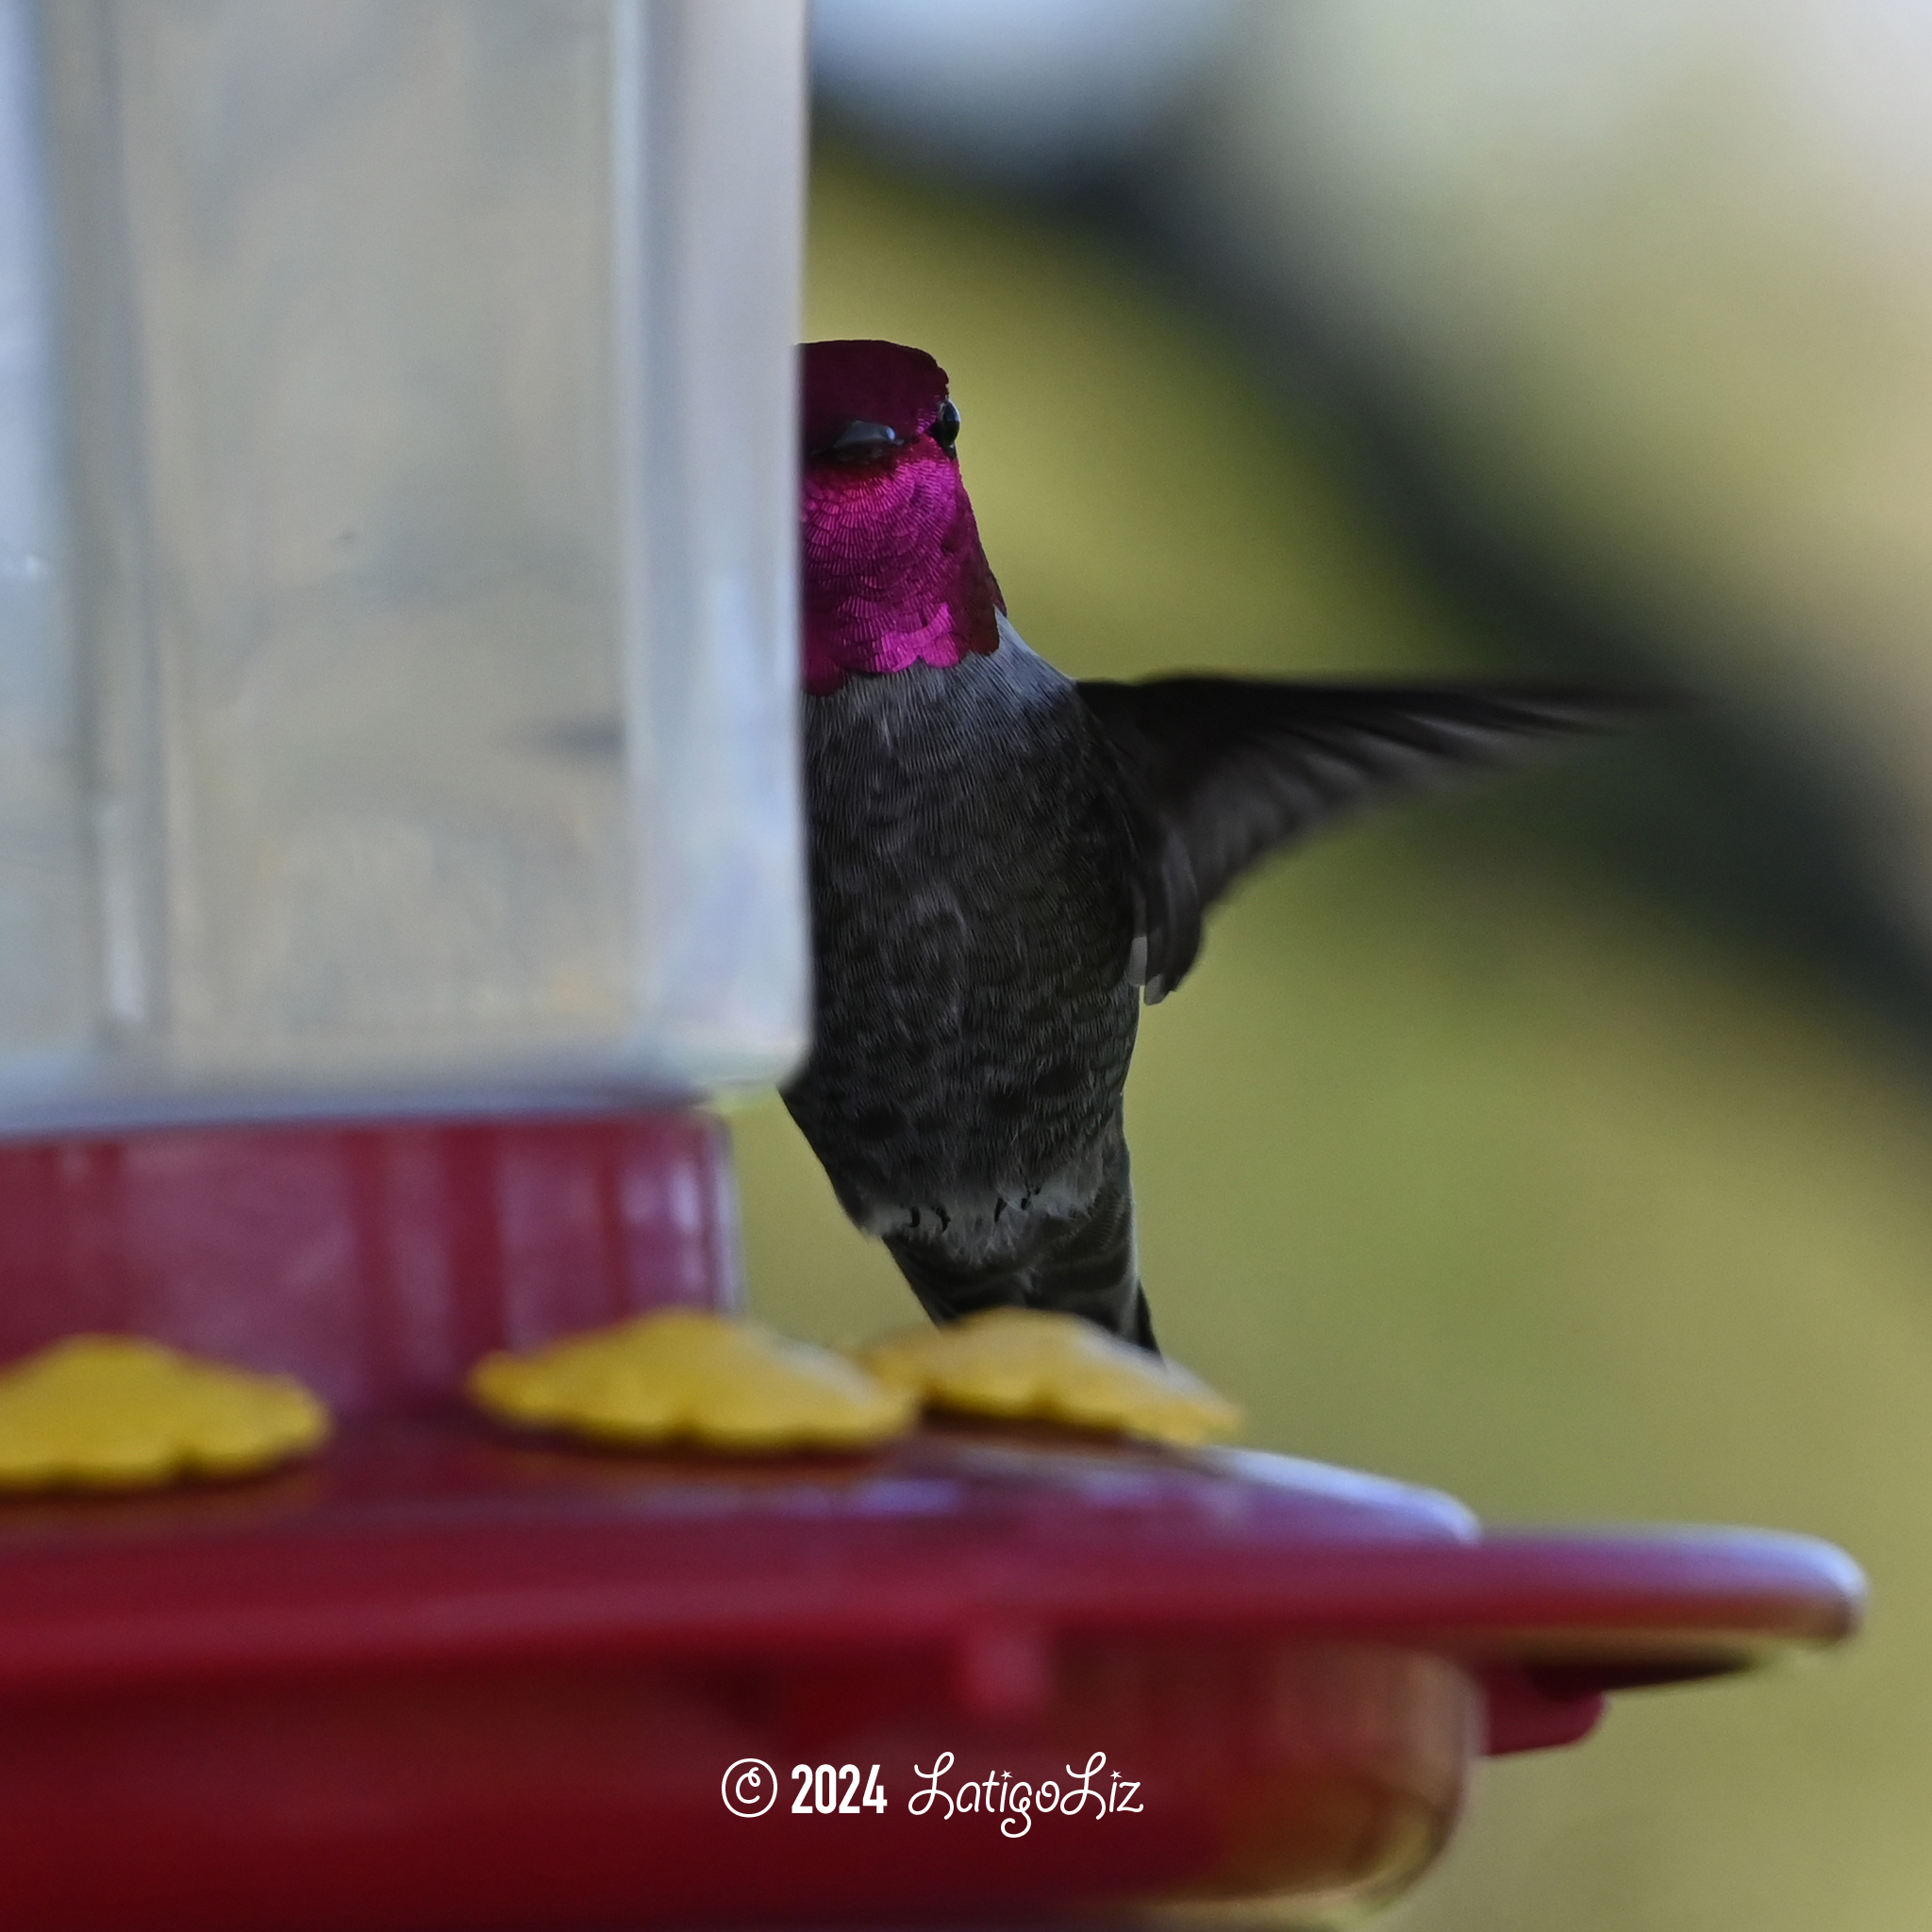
[737,10,1932,1927]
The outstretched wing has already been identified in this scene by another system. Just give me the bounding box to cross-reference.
[1078,677,1643,1002]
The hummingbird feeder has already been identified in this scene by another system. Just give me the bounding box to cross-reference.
[0,5,1858,1929]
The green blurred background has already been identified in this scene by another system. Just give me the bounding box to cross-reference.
[732,139,1932,1931]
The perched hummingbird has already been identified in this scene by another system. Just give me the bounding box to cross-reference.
[787,339,1629,1352]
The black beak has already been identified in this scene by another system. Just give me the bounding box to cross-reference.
[813,418,901,461]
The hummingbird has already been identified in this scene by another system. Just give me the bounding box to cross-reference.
[786,338,1631,1353]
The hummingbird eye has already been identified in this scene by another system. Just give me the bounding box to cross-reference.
[932,399,960,453]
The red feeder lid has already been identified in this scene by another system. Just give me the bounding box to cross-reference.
[0,1117,1866,1931]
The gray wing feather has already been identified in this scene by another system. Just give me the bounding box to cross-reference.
[1078,677,1644,1000]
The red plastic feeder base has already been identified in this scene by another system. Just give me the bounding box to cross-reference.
[0,1116,1864,1931]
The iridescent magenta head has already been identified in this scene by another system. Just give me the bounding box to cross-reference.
[800,340,1003,696]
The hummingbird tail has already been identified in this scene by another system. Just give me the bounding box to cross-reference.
[883,1131,1158,1353]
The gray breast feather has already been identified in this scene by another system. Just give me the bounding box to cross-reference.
[787,622,1141,1238]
